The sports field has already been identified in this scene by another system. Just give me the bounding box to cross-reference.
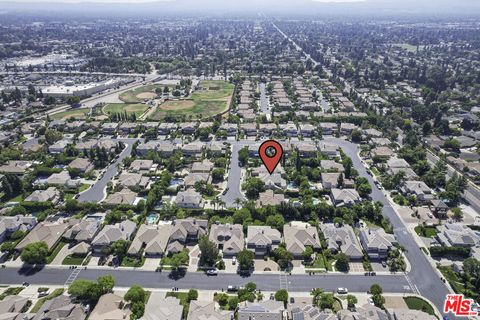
[103,103,149,118]
[150,80,234,120]
[119,84,164,103]
[51,108,89,120]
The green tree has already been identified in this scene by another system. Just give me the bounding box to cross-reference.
[347,294,358,308]
[302,246,314,262]
[187,289,199,302]
[319,293,335,309]
[266,213,285,230]
[228,296,239,310]
[272,244,293,270]
[238,147,249,165]
[335,253,350,272]
[242,178,265,199]
[274,289,288,302]
[372,293,385,308]
[237,249,254,272]
[44,129,63,145]
[198,236,219,267]
[124,285,146,303]
[20,241,49,265]
[68,279,96,300]
[370,284,383,295]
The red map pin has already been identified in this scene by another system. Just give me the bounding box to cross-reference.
[259,140,283,174]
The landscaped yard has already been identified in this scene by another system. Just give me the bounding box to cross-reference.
[403,296,435,317]
[121,255,145,267]
[62,254,86,265]
[51,108,89,120]
[0,287,24,300]
[103,103,149,118]
[438,265,467,295]
[150,80,233,120]
[414,225,438,238]
[306,252,333,271]
[46,241,68,264]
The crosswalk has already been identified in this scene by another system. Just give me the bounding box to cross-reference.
[64,269,81,287]
[279,273,288,291]
[405,274,419,295]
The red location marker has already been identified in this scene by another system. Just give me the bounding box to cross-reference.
[259,140,283,174]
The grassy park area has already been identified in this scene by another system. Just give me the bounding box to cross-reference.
[51,108,89,120]
[103,103,149,118]
[151,80,234,120]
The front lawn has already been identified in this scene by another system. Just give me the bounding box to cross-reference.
[46,241,68,264]
[121,255,145,267]
[62,254,86,265]
[414,225,438,238]
[306,252,333,271]
[0,287,24,300]
[403,296,435,317]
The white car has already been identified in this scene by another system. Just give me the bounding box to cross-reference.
[232,256,237,265]
[368,297,374,305]
[206,269,218,276]
[337,287,348,294]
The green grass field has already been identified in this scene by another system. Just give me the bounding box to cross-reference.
[62,254,86,265]
[151,80,233,120]
[51,108,89,120]
[103,103,149,118]
[414,225,438,238]
[119,84,165,103]
[403,296,436,317]
[393,43,425,53]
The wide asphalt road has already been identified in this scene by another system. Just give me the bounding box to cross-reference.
[78,138,140,203]
[324,137,456,319]
[0,266,410,294]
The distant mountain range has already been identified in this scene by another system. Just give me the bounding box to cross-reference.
[1,0,479,17]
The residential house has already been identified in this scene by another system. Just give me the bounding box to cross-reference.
[128,224,173,257]
[0,295,30,318]
[319,122,337,135]
[191,159,214,173]
[296,142,317,158]
[184,172,209,188]
[101,122,119,134]
[118,172,150,189]
[48,140,70,154]
[63,217,102,243]
[175,188,204,209]
[158,122,178,135]
[241,123,257,136]
[89,293,131,320]
[32,295,87,320]
[318,143,339,158]
[246,226,281,257]
[24,187,61,204]
[0,160,32,175]
[256,190,285,207]
[430,199,449,218]
[436,223,479,248]
[283,221,321,258]
[167,219,208,254]
[321,172,341,189]
[320,160,344,172]
[91,220,136,252]
[238,300,284,320]
[47,170,81,189]
[180,122,197,135]
[16,220,68,251]
[0,215,37,242]
[359,228,397,260]
[129,159,154,173]
[291,305,336,320]
[320,223,363,260]
[104,189,137,205]
[371,146,394,160]
[209,223,244,257]
[340,123,358,136]
[187,300,233,320]
[142,292,182,320]
[400,181,434,204]
[68,158,93,173]
[182,142,204,157]
[331,188,361,207]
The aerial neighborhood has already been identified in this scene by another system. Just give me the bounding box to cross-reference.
[0,2,479,320]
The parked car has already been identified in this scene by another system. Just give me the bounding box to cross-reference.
[227,285,239,292]
[232,256,237,265]
[337,287,348,294]
[368,297,374,305]
[290,297,295,303]
[206,269,218,276]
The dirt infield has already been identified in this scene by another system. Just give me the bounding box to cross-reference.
[136,92,156,100]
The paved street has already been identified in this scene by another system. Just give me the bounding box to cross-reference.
[220,143,247,207]
[0,266,410,294]
[77,138,140,203]
[259,83,271,120]
[324,137,455,319]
